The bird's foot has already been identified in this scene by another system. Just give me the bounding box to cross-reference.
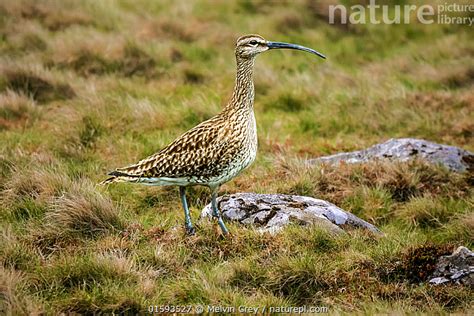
[217,218,229,236]
[185,225,196,236]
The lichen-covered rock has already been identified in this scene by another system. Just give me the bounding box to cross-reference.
[429,246,474,286]
[200,193,381,235]
[309,138,473,172]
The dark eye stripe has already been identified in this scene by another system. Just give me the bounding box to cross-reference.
[249,40,258,45]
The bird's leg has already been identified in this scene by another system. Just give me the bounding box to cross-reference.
[179,186,195,235]
[211,188,229,235]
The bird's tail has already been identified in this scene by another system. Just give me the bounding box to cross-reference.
[99,170,140,185]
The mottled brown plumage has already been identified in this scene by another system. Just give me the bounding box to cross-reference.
[101,34,325,235]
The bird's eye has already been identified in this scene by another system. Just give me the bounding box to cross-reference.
[249,40,258,46]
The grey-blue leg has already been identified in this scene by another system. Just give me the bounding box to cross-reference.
[211,188,229,235]
[179,186,195,235]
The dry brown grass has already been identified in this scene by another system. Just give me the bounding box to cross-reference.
[0,226,39,272]
[154,19,198,43]
[0,90,38,130]
[1,20,48,52]
[2,166,123,251]
[0,267,42,315]
[1,66,75,103]
[51,43,157,78]
[32,180,123,250]
[403,90,474,145]
[2,167,69,208]
[397,243,454,284]
[441,67,474,89]
[1,0,92,31]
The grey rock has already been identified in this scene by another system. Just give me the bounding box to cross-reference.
[428,246,474,286]
[200,193,381,235]
[429,277,450,285]
[309,138,473,172]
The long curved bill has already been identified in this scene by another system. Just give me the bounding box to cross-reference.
[267,41,326,59]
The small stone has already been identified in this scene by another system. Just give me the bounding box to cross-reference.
[200,193,381,235]
[429,277,450,285]
[309,138,473,172]
[428,246,474,286]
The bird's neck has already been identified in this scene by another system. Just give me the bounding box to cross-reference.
[226,56,255,113]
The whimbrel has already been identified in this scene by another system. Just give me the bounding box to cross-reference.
[101,34,325,235]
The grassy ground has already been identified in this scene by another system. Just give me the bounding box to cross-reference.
[1,0,473,314]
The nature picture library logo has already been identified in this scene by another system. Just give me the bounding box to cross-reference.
[328,0,474,26]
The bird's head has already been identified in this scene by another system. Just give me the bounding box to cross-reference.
[235,34,326,60]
